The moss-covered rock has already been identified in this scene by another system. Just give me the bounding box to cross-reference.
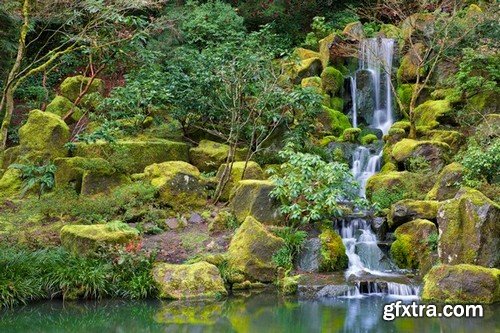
[227,216,285,282]
[388,199,439,230]
[340,127,361,143]
[320,106,351,136]
[366,171,435,206]
[391,138,450,171]
[229,180,281,225]
[294,48,320,60]
[330,97,344,111]
[301,76,322,93]
[414,100,453,129]
[0,168,23,197]
[60,221,139,255]
[397,43,426,83]
[378,24,403,43]
[189,140,246,173]
[152,261,227,300]
[318,228,348,272]
[342,21,364,40]
[425,162,463,201]
[216,161,264,202]
[144,161,206,210]
[320,67,343,95]
[18,109,70,158]
[390,219,437,273]
[437,188,499,267]
[45,95,83,123]
[422,264,500,304]
[318,33,336,68]
[360,134,378,145]
[293,58,323,84]
[401,13,435,43]
[423,130,464,153]
[60,75,104,102]
[74,139,189,174]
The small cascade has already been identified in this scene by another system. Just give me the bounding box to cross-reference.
[351,147,382,197]
[349,76,358,128]
[387,282,421,299]
[341,281,420,299]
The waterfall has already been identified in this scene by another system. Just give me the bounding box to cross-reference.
[349,76,358,128]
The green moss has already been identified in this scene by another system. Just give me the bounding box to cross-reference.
[397,44,426,84]
[430,88,461,104]
[396,84,413,111]
[422,264,500,304]
[227,216,285,282]
[216,161,264,202]
[425,130,464,152]
[154,301,224,325]
[425,162,463,200]
[318,33,336,68]
[279,274,301,295]
[379,24,402,41]
[294,48,321,61]
[60,222,139,255]
[294,57,323,83]
[318,228,348,272]
[319,135,337,147]
[391,121,411,131]
[320,67,343,95]
[388,199,439,229]
[380,162,397,173]
[54,157,115,190]
[74,139,189,174]
[330,97,344,111]
[189,140,246,173]
[229,179,281,225]
[360,134,378,145]
[342,21,364,39]
[321,106,351,137]
[301,76,322,93]
[18,109,70,158]
[144,161,206,210]
[340,127,361,143]
[152,261,227,300]
[0,168,23,198]
[414,100,452,128]
[391,139,450,170]
[60,75,104,102]
[45,95,83,123]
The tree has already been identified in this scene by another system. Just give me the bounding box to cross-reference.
[0,0,166,151]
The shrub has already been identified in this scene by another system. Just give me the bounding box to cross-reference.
[272,227,307,269]
[270,144,362,226]
[371,188,405,211]
[9,162,56,198]
[460,138,500,187]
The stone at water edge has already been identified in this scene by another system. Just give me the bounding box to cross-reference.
[388,199,439,230]
[227,216,285,283]
[229,179,282,225]
[152,261,227,300]
[318,228,348,272]
[422,264,500,304]
[437,188,499,268]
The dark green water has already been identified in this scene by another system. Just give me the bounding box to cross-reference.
[1,294,498,333]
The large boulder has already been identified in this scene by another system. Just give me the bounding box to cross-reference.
[189,140,246,172]
[229,180,281,225]
[216,161,264,201]
[391,139,450,172]
[60,221,139,255]
[320,67,343,95]
[152,261,227,300]
[422,264,500,304]
[390,219,437,273]
[388,199,439,229]
[318,33,335,68]
[425,162,463,201]
[144,161,206,210]
[0,168,23,198]
[227,216,285,282]
[54,157,128,195]
[60,75,104,102]
[318,228,348,272]
[45,95,83,123]
[424,130,465,153]
[292,58,323,84]
[74,139,189,174]
[397,43,426,83]
[437,188,500,267]
[320,106,351,136]
[19,109,70,158]
[355,69,376,125]
[342,21,364,40]
[414,100,453,129]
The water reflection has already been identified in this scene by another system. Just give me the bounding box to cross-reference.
[0,293,498,333]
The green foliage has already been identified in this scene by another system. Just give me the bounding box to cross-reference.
[454,48,499,99]
[362,22,380,38]
[272,247,294,270]
[427,232,439,252]
[272,227,307,270]
[0,245,157,307]
[460,138,500,187]
[8,163,56,198]
[371,188,405,211]
[269,144,361,226]
[303,16,334,49]
[404,156,431,173]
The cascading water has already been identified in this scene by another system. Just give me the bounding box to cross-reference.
[339,38,420,299]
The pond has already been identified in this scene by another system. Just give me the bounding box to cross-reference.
[1,293,498,333]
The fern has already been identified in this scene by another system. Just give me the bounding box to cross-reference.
[8,162,56,198]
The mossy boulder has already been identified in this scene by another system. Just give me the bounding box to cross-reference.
[152,261,227,300]
[397,43,426,83]
[60,75,104,102]
[426,162,463,201]
[189,140,246,173]
[342,21,364,40]
[60,221,139,255]
[19,109,70,158]
[341,128,361,143]
[301,76,322,93]
[391,139,450,172]
[390,219,437,273]
[229,180,281,225]
[437,188,500,267]
[424,130,464,153]
[227,216,285,282]
[318,32,336,68]
[360,134,378,145]
[54,157,128,195]
[144,161,206,210]
[414,100,453,129]
[422,264,500,304]
[319,228,348,272]
[320,106,351,136]
[0,168,23,197]
[320,67,343,95]
[216,161,264,201]
[330,97,344,111]
[294,48,320,60]
[74,139,189,174]
[292,58,322,84]
[379,24,403,42]
[45,95,83,123]
[388,199,439,230]
[366,171,434,206]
